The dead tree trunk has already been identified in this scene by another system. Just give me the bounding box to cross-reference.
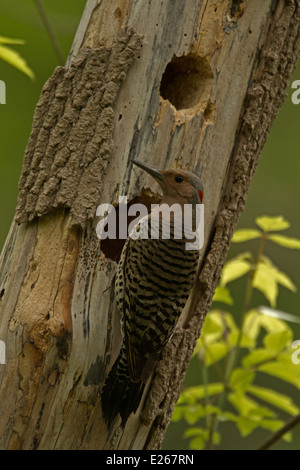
[0,0,299,450]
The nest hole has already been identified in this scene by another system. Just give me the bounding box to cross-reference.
[159,53,213,111]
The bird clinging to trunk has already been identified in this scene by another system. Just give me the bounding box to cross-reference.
[101,160,204,427]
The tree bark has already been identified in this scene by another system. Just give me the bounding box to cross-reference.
[0,0,299,450]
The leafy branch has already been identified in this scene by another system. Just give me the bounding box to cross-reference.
[0,35,34,79]
[173,215,300,450]
[257,413,300,450]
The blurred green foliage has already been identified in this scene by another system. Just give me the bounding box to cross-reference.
[0,34,34,78]
[172,216,300,450]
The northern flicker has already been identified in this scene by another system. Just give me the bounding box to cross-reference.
[101,160,204,427]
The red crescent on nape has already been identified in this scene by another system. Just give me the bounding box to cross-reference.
[198,190,204,203]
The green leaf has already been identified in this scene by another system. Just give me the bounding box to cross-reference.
[183,428,221,450]
[261,257,296,290]
[184,406,204,425]
[256,215,290,232]
[249,407,276,419]
[230,368,256,392]
[243,310,263,343]
[248,385,299,415]
[226,408,273,436]
[282,431,293,442]
[228,391,259,416]
[253,262,278,307]
[258,313,290,333]
[178,383,224,404]
[259,419,285,432]
[183,427,206,438]
[173,404,219,424]
[0,44,34,79]
[200,311,239,352]
[260,361,300,389]
[203,405,223,416]
[204,342,228,366]
[232,229,262,243]
[273,269,297,293]
[223,412,265,436]
[0,35,25,45]
[224,312,239,334]
[195,312,224,355]
[212,286,234,305]
[183,428,206,450]
[269,234,300,249]
[228,392,280,435]
[253,257,296,306]
[181,405,221,425]
[242,349,276,368]
[263,330,292,353]
[172,404,214,423]
[243,309,289,347]
[233,416,260,436]
[171,406,183,422]
[212,431,221,446]
[202,314,223,335]
[228,331,255,349]
[220,257,252,287]
[189,436,205,450]
[200,310,238,344]
[217,410,239,424]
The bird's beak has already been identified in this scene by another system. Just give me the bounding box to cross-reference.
[131,160,165,182]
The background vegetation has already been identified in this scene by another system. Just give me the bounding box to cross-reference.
[0,1,299,449]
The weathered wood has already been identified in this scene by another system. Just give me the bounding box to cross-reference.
[0,0,299,450]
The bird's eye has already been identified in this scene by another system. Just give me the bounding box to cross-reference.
[175,175,184,183]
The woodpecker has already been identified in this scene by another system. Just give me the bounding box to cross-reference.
[101,160,204,427]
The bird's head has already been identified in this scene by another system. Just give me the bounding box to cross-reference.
[132,160,204,205]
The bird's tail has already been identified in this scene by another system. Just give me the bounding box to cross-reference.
[101,346,145,428]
